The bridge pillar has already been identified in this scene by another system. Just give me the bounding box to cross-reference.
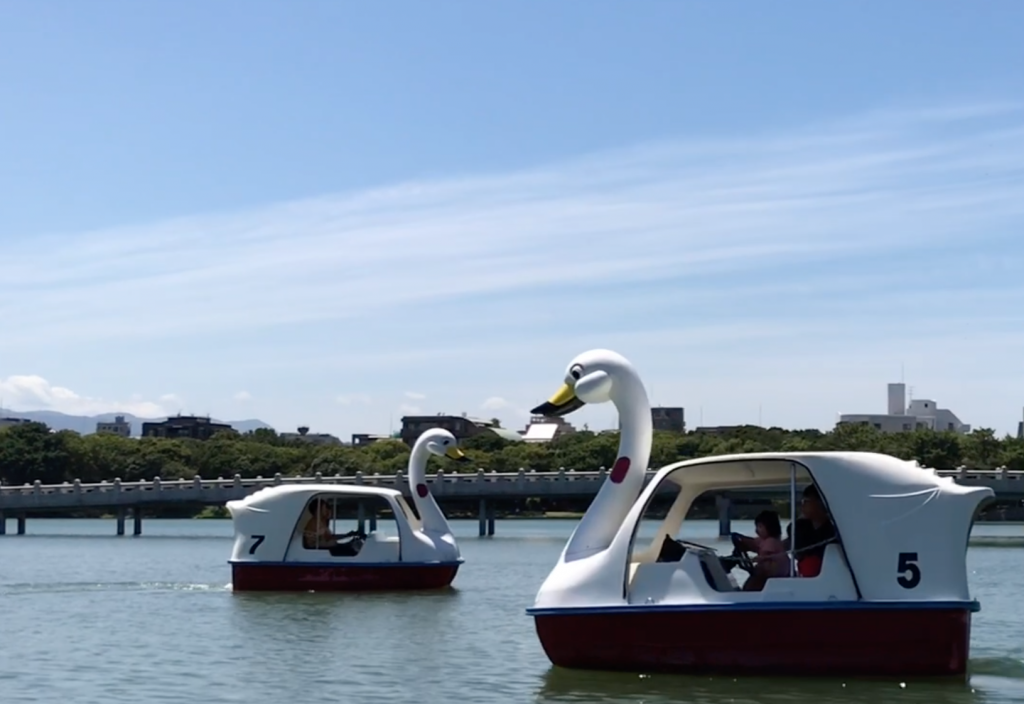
[369,510,377,533]
[133,506,143,536]
[0,511,5,535]
[17,513,26,535]
[716,494,732,537]
[116,508,126,536]
[487,501,496,537]
[357,502,366,534]
[479,499,487,537]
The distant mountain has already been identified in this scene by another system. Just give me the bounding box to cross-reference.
[0,408,273,436]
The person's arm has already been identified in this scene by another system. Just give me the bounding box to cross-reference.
[731,532,759,552]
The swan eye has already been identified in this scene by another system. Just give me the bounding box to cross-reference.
[569,364,584,380]
[443,440,450,445]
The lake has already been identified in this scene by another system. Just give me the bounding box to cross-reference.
[2,518,1023,703]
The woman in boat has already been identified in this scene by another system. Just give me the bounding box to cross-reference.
[303,499,365,557]
[784,484,836,577]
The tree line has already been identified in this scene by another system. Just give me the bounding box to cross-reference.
[1,420,1023,487]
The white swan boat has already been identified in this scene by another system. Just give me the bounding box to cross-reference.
[526,348,993,677]
[227,428,466,591]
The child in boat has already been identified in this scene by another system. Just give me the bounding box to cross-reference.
[741,510,789,591]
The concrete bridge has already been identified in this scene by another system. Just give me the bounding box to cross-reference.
[1,466,1021,537]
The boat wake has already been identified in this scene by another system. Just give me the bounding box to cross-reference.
[0,580,231,595]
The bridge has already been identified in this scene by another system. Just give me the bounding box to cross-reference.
[1,466,1021,537]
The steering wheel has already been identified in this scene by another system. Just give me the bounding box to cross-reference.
[722,533,757,573]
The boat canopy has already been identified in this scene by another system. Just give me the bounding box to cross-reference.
[650,451,994,601]
[226,484,406,562]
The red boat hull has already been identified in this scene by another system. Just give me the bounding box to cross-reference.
[231,561,460,592]
[531,603,975,677]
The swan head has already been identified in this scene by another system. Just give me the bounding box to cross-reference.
[417,428,469,462]
[530,348,635,417]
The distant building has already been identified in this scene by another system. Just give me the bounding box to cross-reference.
[96,415,132,437]
[279,426,342,446]
[141,415,235,440]
[351,433,391,447]
[521,415,576,443]
[0,416,32,430]
[651,406,685,433]
[839,383,971,434]
[400,413,523,446]
[616,406,685,433]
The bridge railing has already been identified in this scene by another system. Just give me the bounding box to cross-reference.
[1,466,1022,497]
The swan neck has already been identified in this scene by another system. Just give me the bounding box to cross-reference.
[613,375,652,461]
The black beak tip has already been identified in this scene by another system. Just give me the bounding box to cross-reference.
[531,402,557,416]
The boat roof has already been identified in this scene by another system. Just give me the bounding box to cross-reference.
[229,483,404,510]
[652,450,943,490]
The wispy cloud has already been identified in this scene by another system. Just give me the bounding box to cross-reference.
[233,391,252,402]
[3,102,1024,434]
[3,102,1022,347]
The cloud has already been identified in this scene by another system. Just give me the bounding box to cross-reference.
[404,391,426,400]
[336,393,372,405]
[233,391,252,401]
[3,101,1023,350]
[0,375,178,417]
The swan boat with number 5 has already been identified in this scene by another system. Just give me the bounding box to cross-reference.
[227,428,466,591]
[526,348,994,677]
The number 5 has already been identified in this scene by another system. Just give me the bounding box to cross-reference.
[897,552,920,588]
[248,535,266,555]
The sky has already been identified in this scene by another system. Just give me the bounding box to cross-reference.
[2,1,1024,438]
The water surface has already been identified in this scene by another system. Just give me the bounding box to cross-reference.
[1,518,1022,703]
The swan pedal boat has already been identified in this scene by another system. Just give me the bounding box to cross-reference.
[526,349,994,678]
[227,428,465,592]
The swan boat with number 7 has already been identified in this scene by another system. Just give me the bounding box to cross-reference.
[226,428,466,591]
[526,348,994,677]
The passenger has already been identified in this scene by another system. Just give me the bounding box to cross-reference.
[302,499,365,557]
[784,485,837,578]
[740,510,789,592]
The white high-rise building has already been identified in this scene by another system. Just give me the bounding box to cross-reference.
[839,383,970,434]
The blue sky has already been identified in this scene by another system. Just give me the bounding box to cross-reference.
[2,1,1024,438]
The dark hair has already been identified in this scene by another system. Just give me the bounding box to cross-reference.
[309,499,330,515]
[755,510,782,538]
[803,484,821,501]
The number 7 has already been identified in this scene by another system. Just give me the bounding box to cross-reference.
[248,535,266,555]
